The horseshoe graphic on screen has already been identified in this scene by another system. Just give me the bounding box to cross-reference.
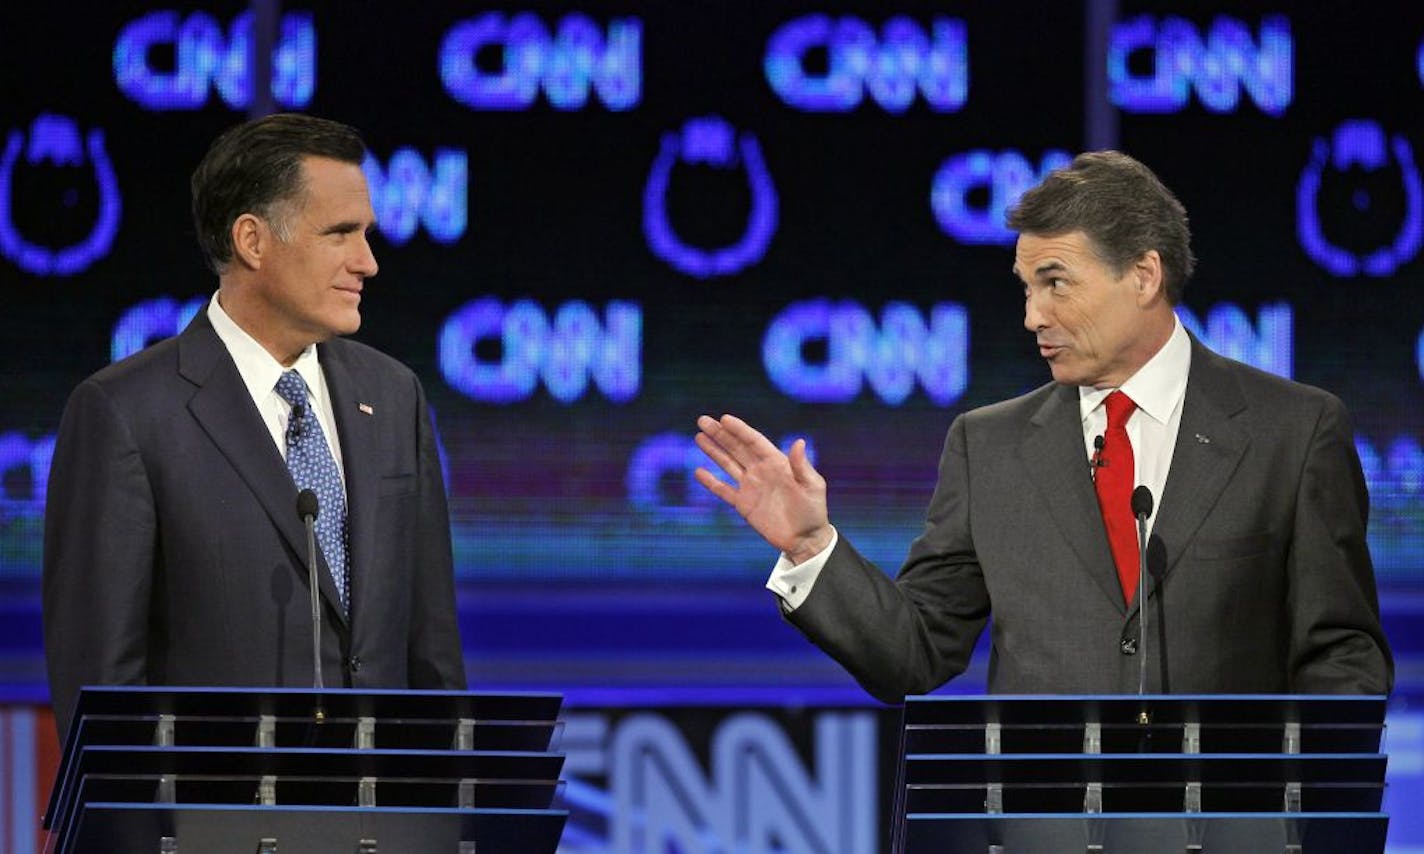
[1296,119,1422,277]
[0,114,122,276]
[642,115,778,279]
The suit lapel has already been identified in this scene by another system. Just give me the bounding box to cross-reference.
[1021,384,1127,613]
[319,340,378,628]
[178,315,324,590]
[180,314,351,629]
[1138,340,1250,604]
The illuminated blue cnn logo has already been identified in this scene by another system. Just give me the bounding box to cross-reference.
[440,298,640,404]
[1110,15,1292,115]
[1176,302,1292,378]
[113,10,314,111]
[1358,437,1424,513]
[765,15,967,113]
[1418,326,1424,383]
[0,432,54,513]
[441,13,641,111]
[363,149,467,246]
[112,296,206,362]
[764,300,968,406]
[627,433,815,522]
[562,712,876,851]
[1356,434,1424,569]
[932,150,1071,245]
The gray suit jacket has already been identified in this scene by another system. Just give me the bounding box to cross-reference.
[790,339,1393,703]
[43,312,466,737]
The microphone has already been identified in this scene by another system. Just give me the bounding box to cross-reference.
[1090,435,1106,478]
[287,402,306,443]
[296,490,325,710]
[1132,486,1153,700]
[297,488,319,522]
[1131,485,1153,519]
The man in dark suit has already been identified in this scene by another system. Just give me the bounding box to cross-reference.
[695,151,1392,703]
[43,114,465,737]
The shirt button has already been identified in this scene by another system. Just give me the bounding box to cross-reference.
[789,585,798,594]
[1120,638,1138,655]
[348,656,363,673]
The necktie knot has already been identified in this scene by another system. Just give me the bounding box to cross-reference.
[1104,390,1137,429]
[275,371,308,408]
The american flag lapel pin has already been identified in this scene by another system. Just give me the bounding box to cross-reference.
[358,403,374,415]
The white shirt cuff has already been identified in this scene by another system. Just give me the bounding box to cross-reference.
[764,527,839,612]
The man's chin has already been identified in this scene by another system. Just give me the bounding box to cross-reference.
[1047,362,1084,386]
[312,319,361,343]
[333,311,361,337]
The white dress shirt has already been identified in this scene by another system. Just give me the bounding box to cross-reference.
[1076,316,1190,543]
[206,293,347,491]
[767,316,1192,611]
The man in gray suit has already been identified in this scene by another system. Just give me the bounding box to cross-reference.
[695,151,1392,703]
[43,114,465,737]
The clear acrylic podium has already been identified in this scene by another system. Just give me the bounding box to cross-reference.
[893,695,1389,854]
[43,686,568,854]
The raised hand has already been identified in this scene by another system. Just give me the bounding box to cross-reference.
[694,414,834,564]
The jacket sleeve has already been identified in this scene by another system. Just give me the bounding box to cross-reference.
[43,379,157,740]
[788,415,990,703]
[1286,393,1393,694]
[405,375,467,690]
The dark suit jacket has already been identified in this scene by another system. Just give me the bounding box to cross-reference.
[790,338,1393,703]
[43,312,466,736]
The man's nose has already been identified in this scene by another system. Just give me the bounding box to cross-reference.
[352,233,378,278]
[1024,289,1048,332]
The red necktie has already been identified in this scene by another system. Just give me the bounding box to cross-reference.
[1094,391,1139,604]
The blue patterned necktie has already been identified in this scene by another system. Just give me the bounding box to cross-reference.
[275,370,349,614]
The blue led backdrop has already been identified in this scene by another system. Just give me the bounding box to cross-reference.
[1,1,1421,692]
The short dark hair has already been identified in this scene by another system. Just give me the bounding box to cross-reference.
[191,113,366,273]
[1007,150,1195,303]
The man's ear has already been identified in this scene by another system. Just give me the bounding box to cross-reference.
[1133,250,1165,304]
[230,214,264,271]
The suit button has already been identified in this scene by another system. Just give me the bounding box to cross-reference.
[1120,638,1137,655]
[348,656,363,673]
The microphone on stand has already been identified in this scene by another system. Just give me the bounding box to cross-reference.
[296,489,326,723]
[1148,538,1171,696]
[1132,486,1154,727]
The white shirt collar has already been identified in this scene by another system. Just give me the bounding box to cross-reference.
[1079,314,1191,424]
[206,292,323,400]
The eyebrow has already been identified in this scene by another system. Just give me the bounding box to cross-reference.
[1012,260,1069,281]
[319,220,368,236]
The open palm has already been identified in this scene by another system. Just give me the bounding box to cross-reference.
[694,414,833,564]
